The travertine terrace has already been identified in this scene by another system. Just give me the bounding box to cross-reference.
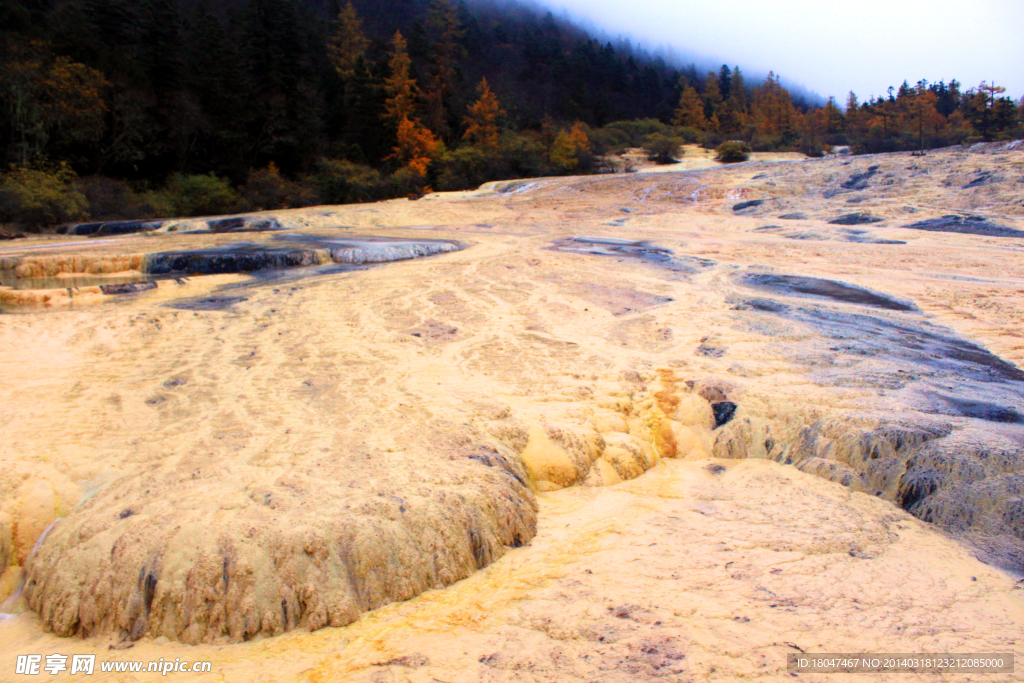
[2,142,1024,681]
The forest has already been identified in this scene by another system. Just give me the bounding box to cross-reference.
[1,0,1022,229]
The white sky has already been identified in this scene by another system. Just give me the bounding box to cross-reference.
[539,0,1024,103]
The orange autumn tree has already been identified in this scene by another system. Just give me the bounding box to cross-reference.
[673,85,707,130]
[752,71,797,136]
[383,32,438,178]
[550,122,590,172]
[907,86,943,151]
[391,117,439,176]
[463,78,504,153]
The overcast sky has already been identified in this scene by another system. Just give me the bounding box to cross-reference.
[537,0,1024,103]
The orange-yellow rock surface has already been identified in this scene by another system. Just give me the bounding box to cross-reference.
[2,143,1024,680]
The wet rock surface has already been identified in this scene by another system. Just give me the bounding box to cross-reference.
[145,237,462,276]
[718,277,1024,566]
[841,165,880,190]
[66,220,165,237]
[902,214,1024,238]
[712,402,738,427]
[99,282,159,296]
[146,244,327,276]
[276,234,463,264]
[737,273,916,311]
[165,295,248,311]
[962,170,998,189]
[206,216,285,233]
[754,225,904,245]
[550,237,715,275]
[732,199,765,212]
[828,213,885,225]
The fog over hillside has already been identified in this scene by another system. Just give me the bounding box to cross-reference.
[530,0,1024,102]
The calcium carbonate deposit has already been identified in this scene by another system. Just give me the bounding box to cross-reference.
[2,143,1024,681]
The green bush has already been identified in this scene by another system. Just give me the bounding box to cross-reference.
[749,134,781,152]
[601,119,672,146]
[588,126,631,155]
[798,138,826,158]
[315,159,387,204]
[498,131,552,178]
[674,126,705,144]
[75,175,147,220]
[0,163,89,230]
[136,189,176,219]
[716,141,752,163]
[390,166,428,197]
[241,163,320,210]
[435,146,493,191]
[164,173,243,216]
[642,133,684,164]
[241,163,291,210]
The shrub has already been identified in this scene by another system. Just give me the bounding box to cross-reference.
[136,189,176,219]
[0,163,89,230]
[241,163,320,211]
[588,126,630,155]
[164,173,243,216]
[390,166,430,197]
[674,126,705,144]
[285,181,320,209]
[749,134,780,152]
[798,138,826,157]
[241,163,291,210]
[74,175,147,220]
[701,133,725,150]
[315,159,386,204]
[435,146,492,191]
[716,141,752,163]
[642,133,684,164]
[602,119,672,146]
[498,131,552,178]
[550,123,592,173]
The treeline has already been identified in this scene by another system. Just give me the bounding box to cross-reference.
[670,68,1023,156]
[1,0,1022,229]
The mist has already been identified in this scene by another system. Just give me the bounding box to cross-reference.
[526,0,1024,103]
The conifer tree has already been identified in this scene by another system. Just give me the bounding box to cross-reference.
[423,0,465,141]
[342,55,387,161]
[703,72,723,129]
[186,1,252,178]
[752,71,796,136]
[328,2,369,81]
[463,78,503,153]
[722,66,748,130]
[823,97,844,134]
[384,32,418,125]
[388,117,438,176]
[717,65,732,99]
[728,67,747,111]
[908,86,941,151]
[673,85,706,130]
[383,31,438,176]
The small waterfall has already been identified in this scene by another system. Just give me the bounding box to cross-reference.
[0,517,62,615]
